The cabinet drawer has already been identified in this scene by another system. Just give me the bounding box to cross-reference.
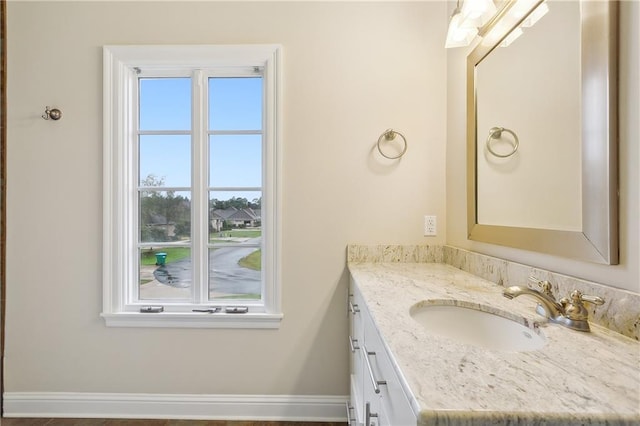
[349,286,365,425]
[363,309,416,426]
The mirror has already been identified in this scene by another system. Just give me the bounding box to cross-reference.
[467,0,619,264]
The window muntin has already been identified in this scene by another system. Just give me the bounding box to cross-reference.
[136,73,264,305]
[102,45,282,327]
[137,76,194,305]
[206,76,264,303]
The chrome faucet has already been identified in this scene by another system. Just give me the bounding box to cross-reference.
[503,277,604,332]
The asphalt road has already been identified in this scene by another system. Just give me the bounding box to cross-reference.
[153,239,261,297]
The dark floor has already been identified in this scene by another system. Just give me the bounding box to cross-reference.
[0,420,346,426]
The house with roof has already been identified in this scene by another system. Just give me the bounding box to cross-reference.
[210,207,261,231]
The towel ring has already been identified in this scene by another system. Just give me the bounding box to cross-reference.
[486,126,519,158]
[377,129,407,160]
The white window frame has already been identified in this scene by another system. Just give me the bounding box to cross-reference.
[102,45,282,328]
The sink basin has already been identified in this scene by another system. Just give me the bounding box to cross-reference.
[409,301,546,352]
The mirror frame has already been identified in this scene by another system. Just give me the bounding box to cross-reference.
[467,0,619,264]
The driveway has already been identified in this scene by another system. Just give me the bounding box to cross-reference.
[150,238,261,298]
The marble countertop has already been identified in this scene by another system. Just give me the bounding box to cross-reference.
[348,262,640,426]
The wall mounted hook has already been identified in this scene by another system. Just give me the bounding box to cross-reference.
[42,106,63,121]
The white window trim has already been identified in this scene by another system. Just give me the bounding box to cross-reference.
[102,45,283,328]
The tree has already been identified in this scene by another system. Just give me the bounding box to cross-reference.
[140,174,190,242]
[210,196,261,210]
[249,197,262,209]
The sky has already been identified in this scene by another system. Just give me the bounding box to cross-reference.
[138,77,263,201]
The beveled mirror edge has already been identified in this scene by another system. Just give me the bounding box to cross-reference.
[466,0,619,265]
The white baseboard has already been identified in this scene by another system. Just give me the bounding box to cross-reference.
[3,392,349,421]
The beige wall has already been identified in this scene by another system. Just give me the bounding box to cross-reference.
[5,2,447,393]
[7,0,637,400]
[476,0,581,231]
[446,1,640,293]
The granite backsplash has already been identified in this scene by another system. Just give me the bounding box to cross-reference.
[347,244,640,341]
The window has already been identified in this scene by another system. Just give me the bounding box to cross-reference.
[102,45,282,328]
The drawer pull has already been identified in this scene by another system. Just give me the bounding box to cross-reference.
[349,336,360,352]
[349,301,360,315]
[363,345,387,394]
[365,401,379,426]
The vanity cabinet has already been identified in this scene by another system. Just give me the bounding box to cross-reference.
[348,283,417,426]
[347,260,640,425]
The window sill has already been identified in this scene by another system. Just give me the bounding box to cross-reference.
[101,311,283,329]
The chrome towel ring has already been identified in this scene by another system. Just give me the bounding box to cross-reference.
[377,129,407,159]
[486,126,519,158]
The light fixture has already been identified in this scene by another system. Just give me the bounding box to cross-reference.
[459,0,497,29]
[521,1,549,27]
[445,0,547,49]
[482,0,550,48]
[445,1,479,48]
[499,27,523,47]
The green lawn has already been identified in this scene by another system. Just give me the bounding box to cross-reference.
[217,293,261,300]
[229,229,261,237]
[140,247,191,265]
[141,246,260,270]
[238,249,261,271]
[210,229,262,241]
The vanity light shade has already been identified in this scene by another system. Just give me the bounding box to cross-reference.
[521,2,549,27]
[499,27,523,47]
[445,9,479,48]
[459,0,497,29]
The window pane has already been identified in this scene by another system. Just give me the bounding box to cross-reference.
[140,190,191,243]
[209,247,261,301]
[208,191,261,300]
[139,78,191,131]
[139,247,192,301]
[139,135,191,187]
[209,77,262,130]
[209,191,261,241]
[209,135,261,187]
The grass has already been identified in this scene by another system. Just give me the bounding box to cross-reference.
[238,249,261,271]
[140,247,191,265]
[229,229,261,238]
[210,229,262,241]
[216,293,261,300]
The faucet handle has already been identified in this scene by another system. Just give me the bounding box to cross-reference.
[560,290,605,322]
[579,292,605,306]
[528,276,554,298]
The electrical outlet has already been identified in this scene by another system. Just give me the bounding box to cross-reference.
[424,215,437,236]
